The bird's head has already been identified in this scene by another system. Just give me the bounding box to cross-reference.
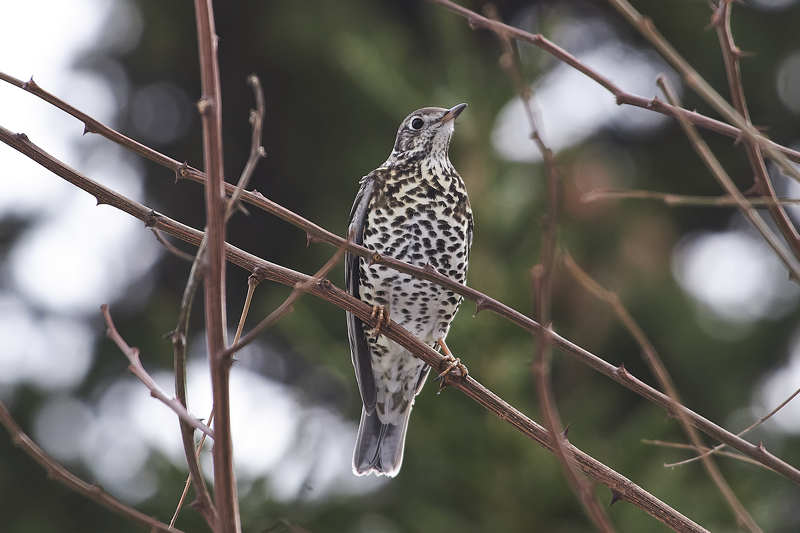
[390,103,467,161]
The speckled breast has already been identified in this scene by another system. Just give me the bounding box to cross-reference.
[358,160,472,345]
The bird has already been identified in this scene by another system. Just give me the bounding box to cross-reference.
[345,103,473,477]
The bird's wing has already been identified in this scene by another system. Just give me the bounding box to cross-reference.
[345,173,378,413]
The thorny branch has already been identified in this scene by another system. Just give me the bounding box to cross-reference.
[656,76,800,281]
[563,253,761,533]
[711,0,800,260]
[582,189,800,207]
[168,73,266,528]
[642,440,771,472]
[3,122,799,487]
[486,5,614,531]
[0,401,183,533]
[101,304,214,439]
[0,124,707,533]
[605,0,800,186]
[426,0,800,168]
[193,1,239,532]
[666,385,800,470]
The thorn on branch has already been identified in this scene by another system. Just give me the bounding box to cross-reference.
[144,209,160,228]
[615,363,629,379]
[196,97,213,115]
[474,298,489,317]
[610,490,623,506]
[14,132,29,143]
[175,161,189,183]
[22,76,39,91]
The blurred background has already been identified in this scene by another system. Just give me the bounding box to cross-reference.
[2,0,800,531]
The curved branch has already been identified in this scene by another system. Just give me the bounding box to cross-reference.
[0,401,184,533]
[0,124,707,533]
[3,124,799,489]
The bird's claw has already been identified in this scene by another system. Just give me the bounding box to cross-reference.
[436,354,468,393]
[370,304,390,333]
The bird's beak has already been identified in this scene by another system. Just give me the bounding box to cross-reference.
[440,103,468,123]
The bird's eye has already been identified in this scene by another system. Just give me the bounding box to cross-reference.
[410,117,424,130]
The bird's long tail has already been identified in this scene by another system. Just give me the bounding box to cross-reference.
[352,406,412,477]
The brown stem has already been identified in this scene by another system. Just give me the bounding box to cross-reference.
[583,189,800,207]
[713,1,800,262]
[486,6,614,530]
[426,0,800,173]
[3,123,799,494]
[101,304,214,439]
[0,401,183,533]
[656,77,800,281]
[605,0,800,186]
[0,125,709,533]
[193,2,238,533]
[642,440,772,472]
[3,123,799,491]
[564,253,761,533]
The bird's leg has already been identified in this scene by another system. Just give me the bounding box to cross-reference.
[436,338,468,391]
[369,304,391,333]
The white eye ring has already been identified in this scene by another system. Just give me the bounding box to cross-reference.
[410,117,424,130]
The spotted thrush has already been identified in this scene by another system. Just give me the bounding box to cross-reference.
[346,104,473,477]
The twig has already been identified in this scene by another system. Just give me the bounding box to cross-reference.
[486,5,614,530]
[712,0,800,262]
[171,405,216,528]
[226,74,266,218]
[0,125,708,533]
[667,385,800,469]
[222,244,347,358]
[642,440,772,472]
[582,189,800,207]
[657,77,800,282]
[193,2,239,532]
[0,401,184,533]
[563,253,761,533]
[3,124,798,491]
[169,74,266,529]
[101,304,214,439]
[605,0,800,187]
[152,229,195,261]
[1,70,797,346]
[425,0,800,169]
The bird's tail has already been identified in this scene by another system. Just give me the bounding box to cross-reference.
[352,406,412,477]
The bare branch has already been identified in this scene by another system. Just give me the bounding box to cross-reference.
[152,229,195,261]
[3,123,798,491]
[583,189,800,207]
[642,440,772,472]
[668,385,800,469]
[605,0,800,185]
[425,0,800,169]
[0,401,184,533]
[0,125,709,533]
[712,0,800,262]
[222,244,347,358]
[656,77,800,281]
[101,304,214,439]
[226,74,266,219]
[563,253,761,533]
[485,5,614,530]
[193,2,239,531]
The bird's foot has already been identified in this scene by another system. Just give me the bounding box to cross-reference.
[370,304,390,333]
[437,354,468,380]
[435,338,468,392]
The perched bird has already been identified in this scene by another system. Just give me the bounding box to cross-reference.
[345,104,473,477]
